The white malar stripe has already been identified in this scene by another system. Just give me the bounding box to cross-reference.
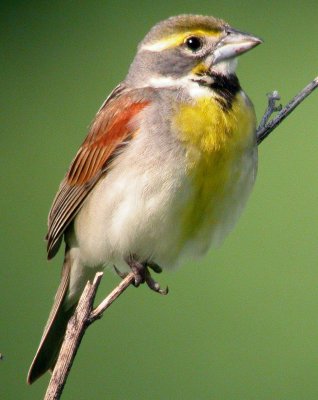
[143,56,238,97]
[211,58,238,75]
[147,76,214,98]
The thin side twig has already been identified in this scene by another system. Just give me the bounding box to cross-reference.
[257,90,282,130]
[90,272,135,322]
[257,76,318,144]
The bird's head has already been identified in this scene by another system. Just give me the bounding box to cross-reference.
[126,14,262,89]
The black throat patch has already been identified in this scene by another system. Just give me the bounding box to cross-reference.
[195,73,241,111]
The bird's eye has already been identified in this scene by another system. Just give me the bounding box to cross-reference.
[185,36,203,52]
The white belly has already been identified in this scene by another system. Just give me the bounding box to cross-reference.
[70,133,257,273]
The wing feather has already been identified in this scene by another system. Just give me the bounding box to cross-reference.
[46,85,152,259]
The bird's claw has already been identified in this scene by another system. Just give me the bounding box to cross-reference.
[113,265,128,279]
[115,257,169,295]
[147,261,163,274]
[145,269,169,295]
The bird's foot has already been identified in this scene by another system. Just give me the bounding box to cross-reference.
[115,257,168,295]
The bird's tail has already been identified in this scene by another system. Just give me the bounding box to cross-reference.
[27,251,75,384]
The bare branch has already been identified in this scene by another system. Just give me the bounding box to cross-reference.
[257,77,318,144]
[44,272,104,399]
[43,271,147,399]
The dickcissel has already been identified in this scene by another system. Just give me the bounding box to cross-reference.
[28,14,262,383]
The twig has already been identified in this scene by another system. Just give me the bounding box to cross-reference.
[257,90,282,131]
[89,272,135,322]
[44,272,135,400]
[43,76,317,399]
[257,77,318,144]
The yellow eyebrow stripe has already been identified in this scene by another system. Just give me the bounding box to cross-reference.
[142,29,220,52]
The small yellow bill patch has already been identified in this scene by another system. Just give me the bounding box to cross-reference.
[191,62,209,75]
[173,93,256,244]
[142,29,220,52]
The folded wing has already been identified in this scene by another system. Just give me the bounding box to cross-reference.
[46,85,151,259]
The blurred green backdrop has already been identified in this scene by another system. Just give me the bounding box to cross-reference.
[1,1,317,399]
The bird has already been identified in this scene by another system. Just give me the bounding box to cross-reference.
[27,14,262,384]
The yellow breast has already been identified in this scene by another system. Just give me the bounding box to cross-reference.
[173,92,257,246]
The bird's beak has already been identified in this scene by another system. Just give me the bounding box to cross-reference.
[213,28,263,64]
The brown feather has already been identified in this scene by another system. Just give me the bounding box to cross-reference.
[67,100,149,185]
[46,85,152,259]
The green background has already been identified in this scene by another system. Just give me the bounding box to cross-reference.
[1,1,317,399]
